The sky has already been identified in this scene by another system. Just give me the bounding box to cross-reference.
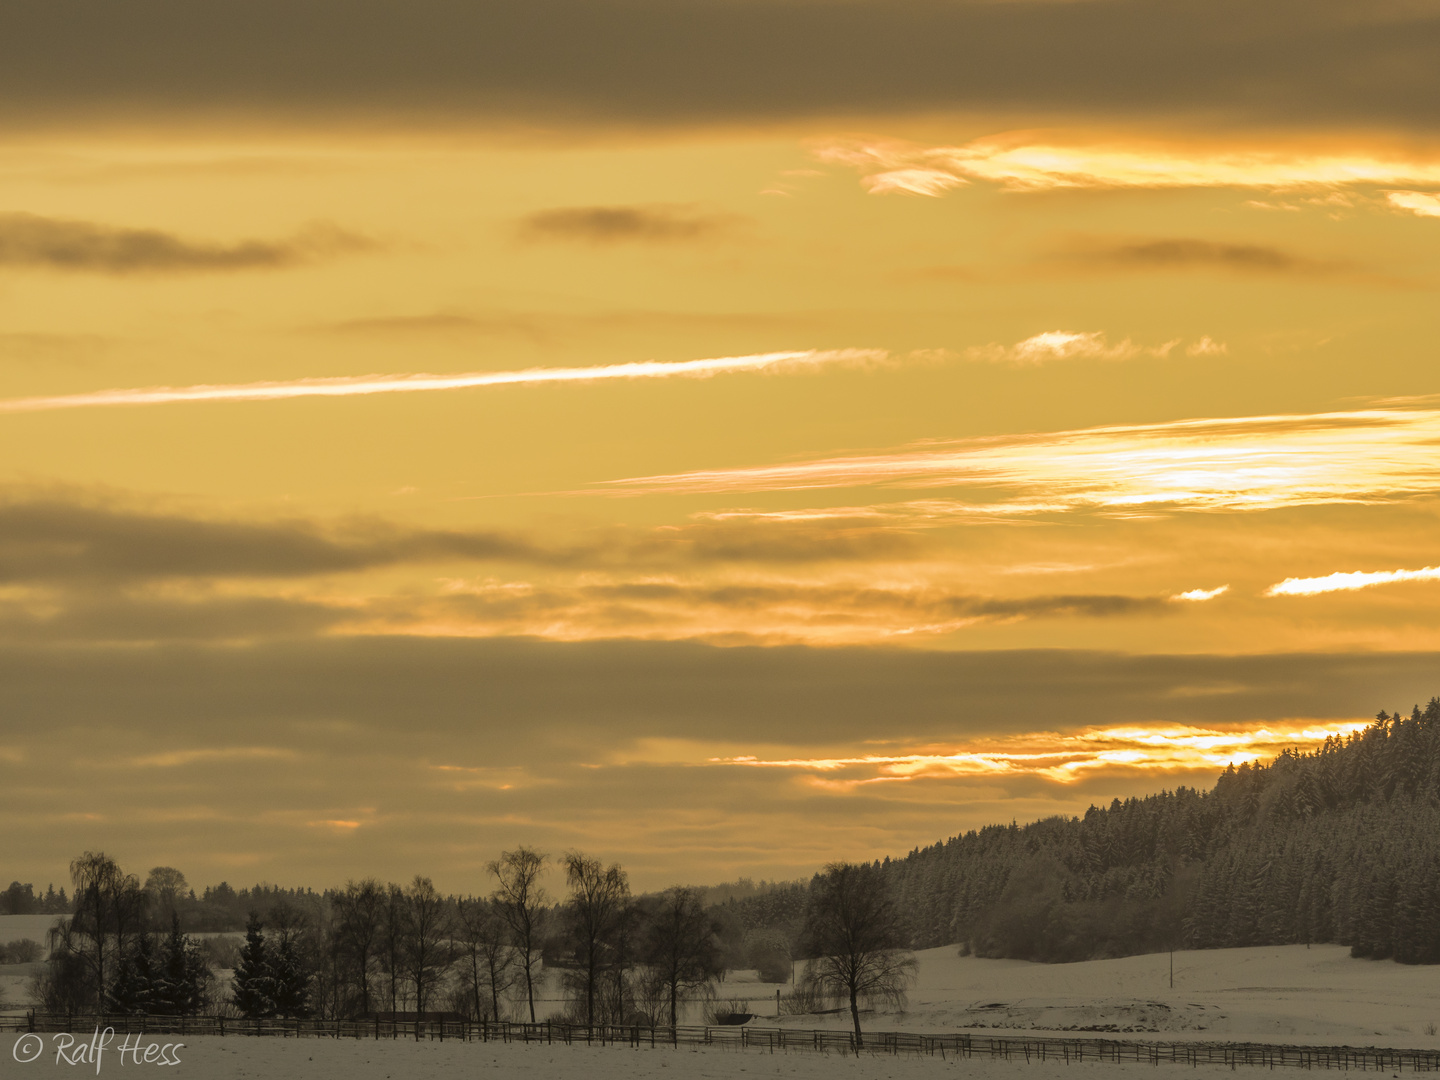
[4,0,1440,896]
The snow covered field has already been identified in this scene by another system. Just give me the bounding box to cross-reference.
[0,916,58,1013]
[7,920,1440,1078]
[705,943,1440,1048]
[890,943,1440,1046]
[0,1033,1247,1080]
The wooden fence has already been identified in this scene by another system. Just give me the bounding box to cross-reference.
[4,1012,1440,1071]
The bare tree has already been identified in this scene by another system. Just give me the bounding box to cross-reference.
[334,878,386,1017]
[487,847,548,1022]
[800,862,917,1050]
[401,876,454,1020]
[378,884,407,1013]
[143,867,188,929]
[639,886,722,1029]
[69,852,146,1013]
[454,896,516,1021]
[561,852,630,1030]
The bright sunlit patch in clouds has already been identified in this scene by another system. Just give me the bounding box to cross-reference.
[1172,585,1229,602]
[966,330,1188,365]
[599,407,1440,515]
[816,135,1440,195]
[1266,566,1440,597]
[1387,191,1440,218]
[712,720,1371,787]
[0,349,886,414]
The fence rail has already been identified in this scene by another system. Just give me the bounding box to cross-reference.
[4,1012,1440,1071]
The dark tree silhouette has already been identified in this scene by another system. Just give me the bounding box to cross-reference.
[231,915,277,1019]
[639,886,722,1029]
[455,896,516,1022]
[143,867,188,929]
[334,878,385,1017]
[69,852,147,1013]
[401,875,453,1020]
[488,847,548,1022]
[801,862,916,1050]
[562,851,630,1030]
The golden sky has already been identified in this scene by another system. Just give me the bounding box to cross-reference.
[4,0,1440,893]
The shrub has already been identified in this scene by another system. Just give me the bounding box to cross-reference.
[777,980,829,1016]
[746,933,792,984]
[0,939,43,964]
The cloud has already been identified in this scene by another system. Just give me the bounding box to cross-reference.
[346,577,1177,645]
[517,205,744,244]
[0,349,885,414]
[817,136,1440,196]
[714,718,1369,785]
[0,492,964,596]
[1387,191,1440,218]
[1186,337,1228,357]
[1070,238,1348,276]
[5,0,1440,131]
[2,637,1436,889]
[0,498,568,584]
[0,213,368,273]
[0,592,348,644]
[1172,585,1229,602]
[5,636,1428,754]
[596,406,1440,515]
[1266,566,1440,597]
[964,330,1184,365]
[579,581,1168,623]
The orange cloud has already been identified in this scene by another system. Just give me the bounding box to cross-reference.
[1171,585,1229,602]
[598,407,1440,516]
[1267,565,1440,597]
[712,720,1371,787]
[816,135,1440,195]
[964,330,1187,365]
[1386,191,1440,218]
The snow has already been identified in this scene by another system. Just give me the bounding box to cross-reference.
[7,940,1439,1077]
[764,944,1440,1048]
[0,916,63,1015]
[0,1033,1239,1080]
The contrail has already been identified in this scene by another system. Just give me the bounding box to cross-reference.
[0,348,885,414]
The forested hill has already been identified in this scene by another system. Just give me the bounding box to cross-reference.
[873,700,1440,964]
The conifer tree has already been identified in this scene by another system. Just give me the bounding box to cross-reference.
[271,929,313,1018]
[107,932,156,1014]
[231,915,278,1019]
[155,914,211,1015]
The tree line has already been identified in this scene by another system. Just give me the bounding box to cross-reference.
[30,850,915,1046]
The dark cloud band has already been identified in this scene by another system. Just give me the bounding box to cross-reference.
[3,0,1439,130]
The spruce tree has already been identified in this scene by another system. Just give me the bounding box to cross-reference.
[270,931,312,1019]
[231,915,278,1019]
[107,933,156,1014]
[155,914,210,1015]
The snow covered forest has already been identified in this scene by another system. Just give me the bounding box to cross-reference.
[867,701,1440,963]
